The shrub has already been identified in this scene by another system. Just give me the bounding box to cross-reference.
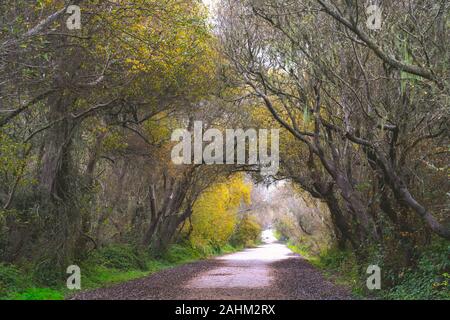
[85,244,147,271]
[162,243,203,264]
[308,241,450,299]
[0,264,28,299]
[232,215,262,247]
[32,257,66,287]
[188,175,252,248]
[383,242,450,300]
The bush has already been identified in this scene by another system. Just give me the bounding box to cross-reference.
[383,242,450,300]
[232,215,262,247]
[303,241,450,300]
[0,240,242,300]
[317,248,360,282]
[0,264,28,299]
[32,257,65,287]
[85,244,147,271]
[162,243,203,264]
[188,175,252,248]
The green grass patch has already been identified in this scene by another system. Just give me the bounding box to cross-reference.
[0,242,241,300]
[0,263,29,299]
[8,288,64,300]
[79,266,152,290]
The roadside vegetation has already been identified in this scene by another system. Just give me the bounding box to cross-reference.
[0,0,448,301]
[220,0,449,300]
[278,219,449,299]
[0,0,263,300]
[0,242,243,300]
[1,175,261,300]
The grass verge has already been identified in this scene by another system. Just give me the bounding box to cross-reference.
[0,242,241,300]
[287,240,449,300]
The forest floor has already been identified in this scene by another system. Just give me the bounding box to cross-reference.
[70,240,353,300]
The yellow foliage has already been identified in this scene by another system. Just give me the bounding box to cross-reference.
[233,215,262,247]
[189,174,251,247]
[92,0,216,103]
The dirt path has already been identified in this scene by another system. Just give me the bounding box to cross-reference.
[72,235,353,300]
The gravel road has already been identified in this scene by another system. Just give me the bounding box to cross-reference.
[71,239,353,300]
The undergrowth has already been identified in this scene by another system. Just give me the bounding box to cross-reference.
[288,239,449,300]
[0,242,241,300]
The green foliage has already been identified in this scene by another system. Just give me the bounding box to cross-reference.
[383,242,450,300]
[0,263,64,300]
[220,243,242,254]
[0,130,29,178]
[0,211,9,259]
[0,0,219,283]
[80,242,239,296]
[32,258,63,287]
[232,215,262,247]
[84,245,147,271]
[290,239,450,300]
[287,242,315,260]
[163,242,241,264]
[162,243,204,264]
[274,216,294,242]
[0,264,29,299]
[9,288,63,300]
[317,248,357,272]
[288,243,364,295]
[316,248,362,293]
[80,266,153,290]
[0,242,240,300]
